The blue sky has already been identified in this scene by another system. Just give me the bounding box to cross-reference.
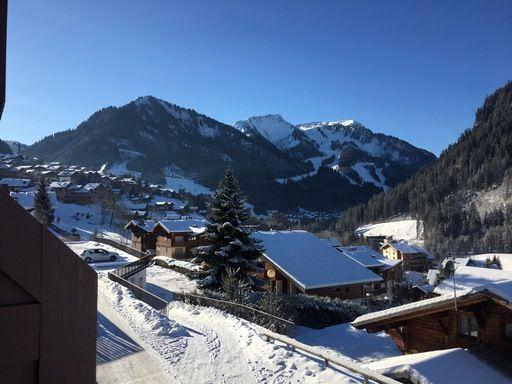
[1,0,511,155]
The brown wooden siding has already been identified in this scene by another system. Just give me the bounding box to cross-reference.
[0,188,97,383]
[385,301,512,358]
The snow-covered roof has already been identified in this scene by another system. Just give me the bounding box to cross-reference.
[49,181,70,189]
[321,238,342,247]
[434,265,512,296]
[254,231,382,290]
[338,245,386,268]
[426,269,439,285]
[82,183,101,191]
[382,240,425,254]
[0,178,31,187]
[352,284,512,328]
[356,219,419,241]
[125,220,156,232]
[156,219,207,234]
[404,271,426,286]
[149,195,187,210]
[364,348,510,384]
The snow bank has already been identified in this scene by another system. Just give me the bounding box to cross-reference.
[98,274,188,366]
[153,256,202,271]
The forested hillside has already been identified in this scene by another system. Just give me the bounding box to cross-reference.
[336,81,512,257]
[0,138,12,154]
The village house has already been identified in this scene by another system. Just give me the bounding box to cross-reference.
[352,282,512,364]
[337,245,402,295]
[380,240,433,271]
[124,220,157,254]
[153,219,208,258]
[0,161,17,178]
[54,183,101,204]
[254,231,383,299]
[0,177,32,192]
[35,169,58,183]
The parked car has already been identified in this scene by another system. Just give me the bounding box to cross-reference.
[81,248,118,263]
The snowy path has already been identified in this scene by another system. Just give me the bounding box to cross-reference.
[96,293,177,384]
[167,304,258,384]
[97,265,396,383]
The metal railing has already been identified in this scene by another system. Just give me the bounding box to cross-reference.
[110,255,151,279]
[108,271,168,310]
[258,328,401,384]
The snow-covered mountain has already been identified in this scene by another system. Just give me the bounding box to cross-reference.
[233,114,320,159]
[235,115,435,190]
[26,96,434,213]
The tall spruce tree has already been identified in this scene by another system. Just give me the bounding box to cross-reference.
[33,181,54,225]
[197,168,262,288]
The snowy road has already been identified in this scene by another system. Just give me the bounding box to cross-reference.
[96,292,177,384]
[167,304,257,384]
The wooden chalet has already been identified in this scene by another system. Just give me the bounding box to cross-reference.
[337,245,402,295]
[254,231,384,299]
[124,220,157,254]
[54,183,103,204]
[153,219,208,258]
[380,240,433,272]
[352,285,512,360]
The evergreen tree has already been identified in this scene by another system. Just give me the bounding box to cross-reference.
[33,181,54,225]
[196,168,262,288]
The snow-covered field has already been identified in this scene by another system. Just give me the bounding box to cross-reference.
[146,264,198,301]
[164,175,213,196]
[356,219,421,242]
[108,161,142,179]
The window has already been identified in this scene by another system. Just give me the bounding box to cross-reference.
[504,322,512,339]
[459,314,478,338]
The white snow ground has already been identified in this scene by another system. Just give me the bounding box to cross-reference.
[356,219,421,242]
[145,264,198,302]
[164,175,213,195]
[97,265,402,383]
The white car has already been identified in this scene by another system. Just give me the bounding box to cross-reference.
[81,248,119,263]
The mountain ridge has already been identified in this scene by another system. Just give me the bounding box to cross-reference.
[24,96,435,213]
